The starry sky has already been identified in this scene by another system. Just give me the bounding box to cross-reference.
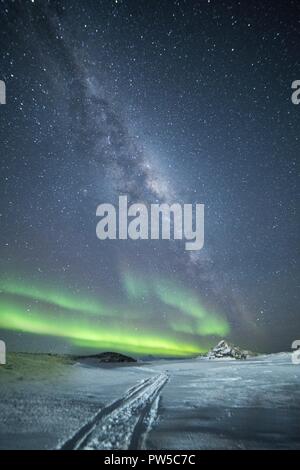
[0,0,299,356]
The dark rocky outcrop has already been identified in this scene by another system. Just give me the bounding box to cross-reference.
[75,352,136,363]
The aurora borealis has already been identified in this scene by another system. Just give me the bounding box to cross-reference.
[0,279,106,316]
[0,274,228,356]
[0,1,299,357]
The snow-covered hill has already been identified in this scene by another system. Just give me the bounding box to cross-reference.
[206,340,254,360]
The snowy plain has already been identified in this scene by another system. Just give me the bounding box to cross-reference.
[0,352,299,450]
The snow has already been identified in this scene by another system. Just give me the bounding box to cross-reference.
[0,353,154,450]
[146,353,300,449]
[0,352,299,449]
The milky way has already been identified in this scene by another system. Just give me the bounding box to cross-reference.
[0,1,299,355]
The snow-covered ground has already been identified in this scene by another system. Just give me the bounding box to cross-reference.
[146,353,300,449]
[0,352,299,449]
[0,354,155,450]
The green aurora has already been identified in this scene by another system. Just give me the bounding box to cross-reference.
[122,273,230,337]
[0,273,230,356]
[0,279,107,316]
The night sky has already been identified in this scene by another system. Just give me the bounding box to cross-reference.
[0,0,299,356]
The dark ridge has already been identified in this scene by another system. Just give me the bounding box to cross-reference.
[74,352,137,363]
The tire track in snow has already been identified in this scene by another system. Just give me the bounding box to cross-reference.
[59,373,168,450]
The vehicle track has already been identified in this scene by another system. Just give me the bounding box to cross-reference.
[59,373,168,450]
